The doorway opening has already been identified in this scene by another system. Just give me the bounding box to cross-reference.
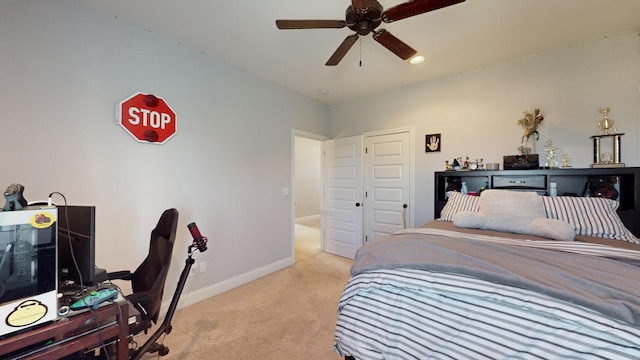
[292,131,325,262]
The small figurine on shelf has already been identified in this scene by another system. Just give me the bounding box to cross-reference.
[544,140,558,169]
[445,160,453,171]
[463,156,470,170]
[452,158,461,171]
[561,154,571,168]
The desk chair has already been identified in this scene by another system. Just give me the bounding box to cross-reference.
[107,208,179,357]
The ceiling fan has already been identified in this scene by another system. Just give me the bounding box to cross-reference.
[275,0,465,66]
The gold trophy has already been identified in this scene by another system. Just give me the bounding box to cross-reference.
[598,107,615,135]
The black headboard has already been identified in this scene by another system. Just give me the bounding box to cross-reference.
[434,167,640,238]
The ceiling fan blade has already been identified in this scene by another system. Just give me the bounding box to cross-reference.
[351,0,371,12]
[373,29,417,60]
[382,0,465,23]
[326,34,360,66]
[276,19,347,29]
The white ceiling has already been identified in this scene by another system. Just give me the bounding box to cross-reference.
[78,0,640,105]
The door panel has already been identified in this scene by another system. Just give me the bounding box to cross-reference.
[365,132,411,243]
[323,135,363,259]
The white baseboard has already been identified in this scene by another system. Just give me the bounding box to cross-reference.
[160,256,295,315]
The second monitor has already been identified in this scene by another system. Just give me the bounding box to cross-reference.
[57,205,106,286]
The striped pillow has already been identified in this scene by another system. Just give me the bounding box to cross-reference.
[438,191,479,221]
[541,196,638,243]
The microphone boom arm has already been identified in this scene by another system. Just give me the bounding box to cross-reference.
[130,223,208,360]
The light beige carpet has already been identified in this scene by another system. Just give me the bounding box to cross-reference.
[139,217,353,360]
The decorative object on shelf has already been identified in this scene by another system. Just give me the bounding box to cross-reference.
[591,133,625,168]
[503,154,539,170]
[463,156,470,170]
[597,107,616,135]
[447,156,484,171]
[543,140,558,169]
[517,108,544,155]
[451,158,462,170]
[486,163,500,171]
[425,134,441,152]
[471,158,484,171]
[561,154,571,168]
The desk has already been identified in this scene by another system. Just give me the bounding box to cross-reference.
[0,300,130,360]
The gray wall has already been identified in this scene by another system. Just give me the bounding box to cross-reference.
[0,0,329,306]
[329,31,640,226]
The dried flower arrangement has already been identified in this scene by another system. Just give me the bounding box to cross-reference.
[517,108,544,140]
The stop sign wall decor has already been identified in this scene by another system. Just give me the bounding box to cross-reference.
[117,92,177,144]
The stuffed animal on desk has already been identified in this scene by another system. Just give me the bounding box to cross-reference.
[3,183,28,211]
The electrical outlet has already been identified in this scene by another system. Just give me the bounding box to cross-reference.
[190,262,198,275]
[199,261,207,273]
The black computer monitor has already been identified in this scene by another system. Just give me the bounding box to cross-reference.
[57,205,104,286]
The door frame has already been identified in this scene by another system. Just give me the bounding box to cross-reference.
[291,129,328,262]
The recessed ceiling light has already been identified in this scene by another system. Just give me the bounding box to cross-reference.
[319,89,329,95]
[410,55,426,64]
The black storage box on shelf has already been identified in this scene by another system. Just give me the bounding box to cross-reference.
[503,154,539,170]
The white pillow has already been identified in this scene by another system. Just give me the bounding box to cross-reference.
[528,218,576,241]
[542,196,638,243]
[452,190,575,241]
[437,191,479,221]
[478,189,545,218]
[453,212,575,241]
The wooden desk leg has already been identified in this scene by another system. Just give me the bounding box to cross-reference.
[116,302,130,360]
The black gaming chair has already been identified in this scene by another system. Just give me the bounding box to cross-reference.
[107,208,179,357]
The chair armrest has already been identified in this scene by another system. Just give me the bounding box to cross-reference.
[107,270,132,281]
[126,290,151,302]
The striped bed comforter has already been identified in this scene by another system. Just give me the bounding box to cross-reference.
[334,224,640,359]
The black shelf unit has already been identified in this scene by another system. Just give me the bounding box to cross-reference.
[434,167,640,237]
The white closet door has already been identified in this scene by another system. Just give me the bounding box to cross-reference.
[364,131,411,243]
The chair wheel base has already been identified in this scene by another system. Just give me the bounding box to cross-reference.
[148,343,170,356]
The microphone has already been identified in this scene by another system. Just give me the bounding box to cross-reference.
[187,222,208,252]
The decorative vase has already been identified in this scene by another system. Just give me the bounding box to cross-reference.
[518,134,537,155]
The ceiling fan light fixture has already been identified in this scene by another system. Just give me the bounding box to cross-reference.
[410,55,426,64]
[319,89,330,95]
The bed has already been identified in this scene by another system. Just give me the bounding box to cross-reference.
[334,190,640,359]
